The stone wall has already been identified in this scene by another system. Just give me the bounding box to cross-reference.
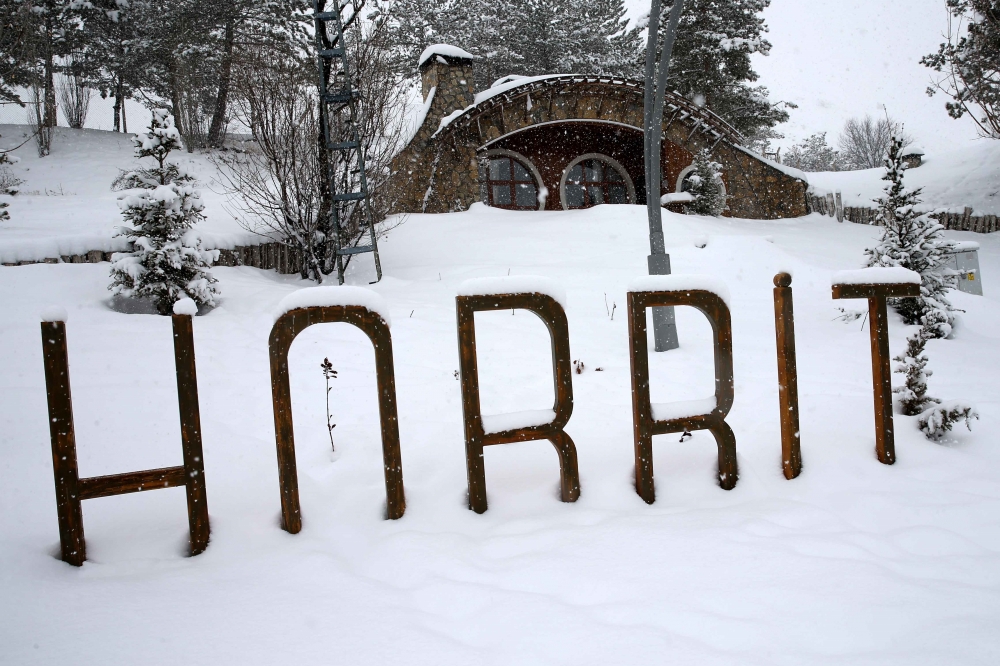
[389,67,809,220]
[388,52,477,214]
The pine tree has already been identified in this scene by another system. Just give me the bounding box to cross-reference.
[389,0,641,90]
[894,326,978,440]
[865,137,957,337]
[682,149,727,216]
[893,331,938,416]
[650,0,792,143]
[109,109,218,315]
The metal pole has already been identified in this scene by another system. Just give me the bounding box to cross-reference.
[644,0,687,352]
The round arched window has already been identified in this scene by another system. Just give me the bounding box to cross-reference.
[562,155,634,209]
[486,154,540,210]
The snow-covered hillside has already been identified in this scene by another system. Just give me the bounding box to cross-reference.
[808,140,1000,215]
[0,125,256,264]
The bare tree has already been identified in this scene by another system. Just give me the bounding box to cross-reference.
[838,114,914,170]
[213,6,408,282]
[213,53,329,280]
[58,59,91,129]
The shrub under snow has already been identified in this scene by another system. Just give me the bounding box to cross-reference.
[918,401,979,441]
[683,149,728,217]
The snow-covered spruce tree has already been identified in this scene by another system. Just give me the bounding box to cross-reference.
[682,149,727,216]
[894,327,978,440]
[865,136,957,337]
[109,109,218,315]
[893,331,938,416]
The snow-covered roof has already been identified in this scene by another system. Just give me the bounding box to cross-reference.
[903,146,926,156]
[733,145,809,183]
[418,44,475,69]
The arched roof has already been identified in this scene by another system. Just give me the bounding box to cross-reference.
[435,75,746,151]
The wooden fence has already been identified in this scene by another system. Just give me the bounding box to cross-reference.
[807,191,999,233]
[3,241,306,274]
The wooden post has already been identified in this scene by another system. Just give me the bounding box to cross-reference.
[268,305,405,533]
[41,314,211,566]
[41,320,86,566]
[832,280,920,464]
[835,191,844,222]
[171,314,210,555]
[456,292,580,514]
[772,274,801,479]
[628,287,737,504]
[826,192,836,218]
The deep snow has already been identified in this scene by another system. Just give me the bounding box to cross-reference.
[2,198,1000,664]
[808,140,1000,216]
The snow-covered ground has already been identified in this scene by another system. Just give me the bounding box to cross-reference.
[0,125,256,264]
[808,140,1000,215]
[2,194,1000,662]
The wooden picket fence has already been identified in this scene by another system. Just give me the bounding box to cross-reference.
[3,240,306,274]
[807,190,999,234]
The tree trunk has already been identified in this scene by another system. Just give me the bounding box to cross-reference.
[43,15,57,128]
[168,57,185,137]
[113,93,121,132]
[207,16,236,147]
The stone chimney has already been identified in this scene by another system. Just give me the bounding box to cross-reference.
[902,146,925,169]
[415,44,475,143]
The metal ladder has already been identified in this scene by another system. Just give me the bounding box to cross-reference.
[313,0,382,285]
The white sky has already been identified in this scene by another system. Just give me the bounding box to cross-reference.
[624,0,984,154]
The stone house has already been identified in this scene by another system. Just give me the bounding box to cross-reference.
[389,44,808,219]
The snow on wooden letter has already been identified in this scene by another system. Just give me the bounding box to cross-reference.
[455,278,580,514]
[268,293,405,533]
[627,277,738,503]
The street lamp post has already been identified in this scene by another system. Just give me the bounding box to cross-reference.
[643,0,686,352]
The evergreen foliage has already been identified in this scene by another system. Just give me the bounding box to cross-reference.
[389,0,641,90]
[865,137,957,337]
[649,0,792,143]
[894,327,978,440]
[785,132,841,172]
[893,332,938,416]
[109,110,218,315]
[918,401,979,441]
[922,0,1000,139]
[682,149,727,216]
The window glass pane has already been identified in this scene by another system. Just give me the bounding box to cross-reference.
[585,160,603,182]
[515,183,537,208]
[513,160,532,181]
[565,182,586,208]
[490,157,511,181]
[492,184,512,205]
[588,186,605,205]
[607,167,624,182]
[567,164,583,183]
[608,185,628,204]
